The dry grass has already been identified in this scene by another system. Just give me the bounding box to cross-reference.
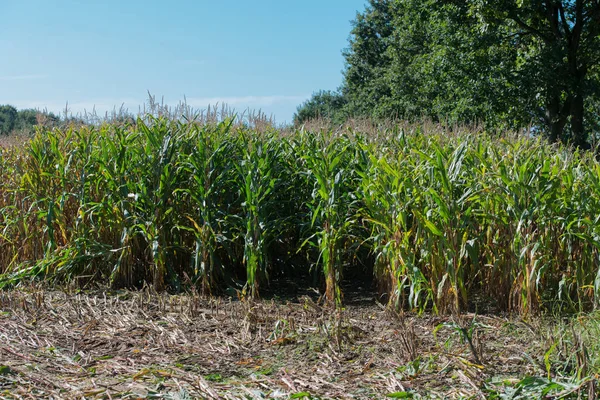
[2,288,595,399]
[0,132,30,149]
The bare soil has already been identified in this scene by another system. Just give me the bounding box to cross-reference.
[0,288,554,399]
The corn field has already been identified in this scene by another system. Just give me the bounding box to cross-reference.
[1,117,600,315]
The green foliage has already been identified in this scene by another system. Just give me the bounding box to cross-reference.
[469,0,600,147]
[234,129,285,298]
[296,130,365,307]
[293,90,348,126]
[2,119,600,314]
[342,0,397,118]
[0,105,60,135]
[310,0,600,147]
[177,121,236,294]
[14,109,38,131]
[0,105,18,135]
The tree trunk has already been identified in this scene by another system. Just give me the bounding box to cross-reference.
[570,91,588,149]
[566,0,589,149]
[547,94,569,144]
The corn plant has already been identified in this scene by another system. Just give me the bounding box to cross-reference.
[1,117,600,315]
[296,130,361,307]
[233,130,282,298]
[414,140,479,313]
[359,135,429,311]
[176,121,236,294]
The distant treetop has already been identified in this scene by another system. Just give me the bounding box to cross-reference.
[0,105,60,136]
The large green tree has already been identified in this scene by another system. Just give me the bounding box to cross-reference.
[293,90,348,125]
[14,109,39,131]
[0,106,61,135]
[470,0,600,147]
[352,0,527,128]
[301,0,600,147]
[300,0,530,130]
[0,105,18,135]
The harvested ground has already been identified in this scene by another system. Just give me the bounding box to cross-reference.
[0,288,585,399]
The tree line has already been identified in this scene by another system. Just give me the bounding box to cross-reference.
[0,104,60,136]
[295,0,600,149]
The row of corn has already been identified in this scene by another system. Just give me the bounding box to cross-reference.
[1,117,599,314]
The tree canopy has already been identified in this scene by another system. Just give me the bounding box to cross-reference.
[293,90,348,125]
[0,105,18,135]
[0,105,60,136]
[295,0,600,147]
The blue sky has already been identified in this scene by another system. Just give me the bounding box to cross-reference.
[0,1,366,124]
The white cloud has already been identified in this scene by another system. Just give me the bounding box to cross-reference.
[7,98,142,116]
[175,59,206,66]
[185,95,309,108]
[0,74,47,81]
[6,94,310,121]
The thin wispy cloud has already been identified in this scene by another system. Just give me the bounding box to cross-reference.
[7,94,309,120]
[0,74,47,81]
[176,59,206,66]
[186,95,309,108]
[8,98,141,115]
